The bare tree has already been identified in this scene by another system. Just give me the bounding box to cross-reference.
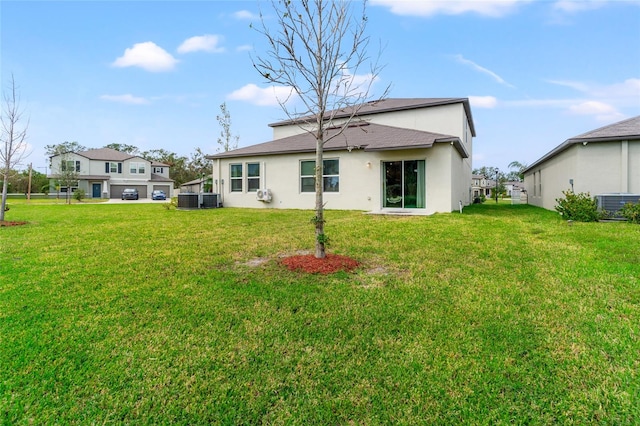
[253,0,387,258]
[216,102,239,152]
[1,75,30,221]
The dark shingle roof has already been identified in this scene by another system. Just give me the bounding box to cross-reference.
[568,115,640,142]
[208,123,468,159]
[76,148,136,161]
[269,97,476,137]
[150,173,174,182]
[524,115,640,172]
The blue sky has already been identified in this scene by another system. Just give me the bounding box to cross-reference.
[2,0,639,175]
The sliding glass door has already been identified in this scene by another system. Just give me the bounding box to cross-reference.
[383,160,425,209]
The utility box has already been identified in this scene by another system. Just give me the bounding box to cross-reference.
[177,193,199,209]
[201,194,218,208]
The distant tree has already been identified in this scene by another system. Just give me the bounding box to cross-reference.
[9,169,48,194]
[188,147,213,191]
[216,102,239,152]
[44,141,87,157]
[103,143,139,154]
[141,149,190,186]
[472,166,496,177]
[253,0,387,259]
[507,161,527,182]
[1,75,30,221]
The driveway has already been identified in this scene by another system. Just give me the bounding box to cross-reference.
[105,198,169,204]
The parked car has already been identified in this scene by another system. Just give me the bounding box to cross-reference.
[151,190,167,200]
[121,188,139,200]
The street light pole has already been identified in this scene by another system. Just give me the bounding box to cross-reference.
[495,168,499,203]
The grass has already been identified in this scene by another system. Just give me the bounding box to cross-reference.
[1,202,639,424]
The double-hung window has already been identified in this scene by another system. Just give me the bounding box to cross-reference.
[62,160,80,172]
[106,162,122,173]
[247,163,260,192]
[230,164,243,192]
[300,159,339,193]
[130,162,145,174]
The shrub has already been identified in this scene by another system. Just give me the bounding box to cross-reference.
[473,194,486,204]
[555,190,602,222]
[73,189,86,202]
[162,198,178,210]
[620,202,640,224]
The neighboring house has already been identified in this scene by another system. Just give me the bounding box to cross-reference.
[207,98,475,214]
[180,175,212,193]
[49,148,173,199]
[523,116,640,210]
[471,174,493,198]
[504,181,524,197]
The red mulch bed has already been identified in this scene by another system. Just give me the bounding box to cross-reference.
[280,254,360,274]
[0,220,27,227]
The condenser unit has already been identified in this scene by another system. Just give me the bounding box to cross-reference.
[256,189,272,202]
[595,193,640,217]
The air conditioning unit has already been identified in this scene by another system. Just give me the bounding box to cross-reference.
[595,193,640,217]
[256,188,272,202]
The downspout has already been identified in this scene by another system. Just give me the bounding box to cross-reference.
[216,158,223,206]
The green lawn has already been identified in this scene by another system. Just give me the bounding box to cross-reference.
[1,202,638,424]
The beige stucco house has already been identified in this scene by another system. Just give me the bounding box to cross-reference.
[49,148,173,199]
[523,116,640,210]
[207,98,475,214]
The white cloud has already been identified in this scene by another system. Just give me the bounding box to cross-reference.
[545,79,590,92]
[227,83,297,106]
[100,94,150,105]
[370,0,531,17]
[469,96,498,108]
[553,0,608,13]
[332,67,381,99]
[233,10,259,20]
[112,42,178,72]
[236,44,253,52]
[590,78,640,104]
[547,77,640,107]
[454,54,515,88]
[568,100,625,122]
[504,78,638,121]
[177,35,225,54]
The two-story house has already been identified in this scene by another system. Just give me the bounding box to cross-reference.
[207,98,475,215]
[49,148,173,199]
[471,174,494,199]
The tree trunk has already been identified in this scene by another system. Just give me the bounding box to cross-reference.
[314,135,325,259]
[0,176,8,221]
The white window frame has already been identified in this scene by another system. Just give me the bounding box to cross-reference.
[300,158,339,193]
[130,162,146,174]
[230,163,243,192]
[246,163,260,192]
